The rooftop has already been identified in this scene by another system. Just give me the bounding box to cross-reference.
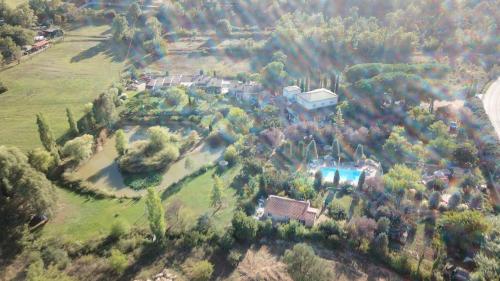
[298,88,337,102]
[284,85,301,92]
[264,195,319,222]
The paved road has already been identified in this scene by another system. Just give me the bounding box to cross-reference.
[483,77,500,140]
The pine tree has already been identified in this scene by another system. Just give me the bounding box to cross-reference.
[66,108,79,136]
[211,175,223,214]
[36,113,56,152]
[334,108,345,128]
[145,188,166,243]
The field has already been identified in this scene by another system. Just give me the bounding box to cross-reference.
[43,166,240,242]
[0,24,124,151]
[5,0,26,7]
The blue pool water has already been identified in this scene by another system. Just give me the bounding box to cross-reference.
[320,167,362,183]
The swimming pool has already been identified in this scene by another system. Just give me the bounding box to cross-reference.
[320,167,362,183]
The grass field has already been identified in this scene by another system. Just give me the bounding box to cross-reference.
[5,0,26,7]
[0,24,124,151]
[44,166,240,242]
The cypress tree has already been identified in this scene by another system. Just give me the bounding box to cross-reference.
[357,171,366,191]
[334,170,340,187]
[330,75,336,92]
[335,74,340,93]
[66,108,79,136]
[36,113,55,152]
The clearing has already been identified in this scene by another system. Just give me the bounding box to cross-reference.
[43,166,239,242]
[0,24,124,151]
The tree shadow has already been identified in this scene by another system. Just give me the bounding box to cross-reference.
[70,39,128,63]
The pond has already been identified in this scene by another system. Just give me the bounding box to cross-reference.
[73,125,225,196]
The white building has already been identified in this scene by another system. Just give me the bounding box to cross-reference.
[296,88,338,110]
[283,85,301,101]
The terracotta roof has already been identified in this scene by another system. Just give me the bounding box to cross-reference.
[264,195,319,223]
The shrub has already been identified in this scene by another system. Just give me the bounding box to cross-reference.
[447,191,462,210]
[109,220,130,240]
[0,81,7,94]
[41,246,70,270]
[428,191,441,209]
[283,243,334,281]
[223,145,238,165]
[377,217,391,234]
[328,202,347,220]
[371,233,389,257]
[388,253,412,275]
[108,249,128,274]
[277,220,307,241]
[183,260,214,281]
[123,171,163,190]
[227,249,243,267]
[231,211,258,243]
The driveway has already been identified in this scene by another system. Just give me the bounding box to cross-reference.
[483,77,500,139]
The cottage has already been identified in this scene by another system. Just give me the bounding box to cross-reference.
[264,195,319,227]
[31,40,50,51]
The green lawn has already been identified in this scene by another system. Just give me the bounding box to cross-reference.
[163,166,240,229]
[0,24,124,151]
[43,166,240,242]
[43,188,146,243]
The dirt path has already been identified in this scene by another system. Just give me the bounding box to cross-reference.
[482,77,500,140]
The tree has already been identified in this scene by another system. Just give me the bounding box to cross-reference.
[227,106,253,134]
[36,113,56,152]
[164,87,188,108]
[447,191,462,210]
[146,126,178,152]
[372,232,389,257]
[0,81,6,94]
[271,51,287,64]
[333,169,340,187]
[108,249,128,274]
[428,191,441,209]
[215,19,231,37]
[314,170,323,190]
[231,211,257,243]
[93,91,117,127]
[437,211,489,256]
[453,142,478,168]
[223,145,238,165]
[28,147,54,173]
[283,243,334,281]
[377,217,391,234]
[210,175,223,213]
[62,134,94,163]
[0,146,56,236]
[145,188,166,243]
[471,252,499,281]
[183,260,213,281]
[0,37,22,62]
[11,4,37,27]
[383,164,424,197]
[111,15,129,41]
[357,171,366,191]
[127,2,141,22]
[184,157,193,170]
[333,107,344,128]
[260,61,287,93]
[65,108,78,136]
[115,129,127,156]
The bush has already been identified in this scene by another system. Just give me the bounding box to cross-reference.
[227,249,243,267]
[109,220,130,240]
[41,246,70,270]
[428,191,441,209]
[371,233,389,257]
[377,217,391,234]
[387,253,412,275]
[283,243,334,281]
[328,202,347,220]
[108,249,128,274]
[123,171,163,190]
[223,145,238,165]
[277,220,307,241]
[183,260,214,281]
[0,81,7,94]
